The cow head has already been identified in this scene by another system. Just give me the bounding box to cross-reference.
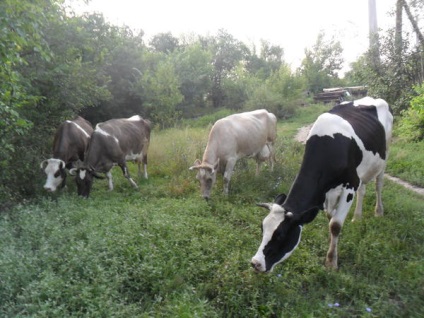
[40,159,67,192]
[189,159,219,200]
[251,194,319,272]
[69,166,104,198]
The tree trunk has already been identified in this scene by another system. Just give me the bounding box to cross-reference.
[401,0,424,46]
[395,0,403,60]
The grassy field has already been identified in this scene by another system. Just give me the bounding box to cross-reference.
[1,105,423,317]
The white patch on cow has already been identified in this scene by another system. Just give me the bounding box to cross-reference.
[78,169,87,180]
[251,204,286,272]
[262,204,286,235]
[324,185,344,217]
[127,115,142,121]
[307,113,355,141]
[42,158,65,192]
[67,120,91,138]
[251,216,303,273]
[125,151,143,161]
[95,126,119,144]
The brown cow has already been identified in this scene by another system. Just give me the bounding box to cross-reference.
[70,115,151,198]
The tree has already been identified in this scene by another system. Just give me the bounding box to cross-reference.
[149,32,179,54]
[171,43,213,114]
[205,30,249,108]
[0,0,56,203]
[133,55,183,128]
[246,40,284,79]
[299,32,344,93]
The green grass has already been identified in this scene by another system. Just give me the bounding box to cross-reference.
[386,138,424,188]
[1,105,423,317]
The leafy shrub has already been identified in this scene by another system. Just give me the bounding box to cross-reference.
[397,82,424,141]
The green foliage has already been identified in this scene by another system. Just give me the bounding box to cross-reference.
[172,43,213,114]
[138,58,184,129]
[299,32,344,93]
[397,82,424,141]
[0,0,53,204]
[1,107,423,317]
[345,29,423,115]
[245,64,305,118]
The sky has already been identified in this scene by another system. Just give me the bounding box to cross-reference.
[69,0,398,73]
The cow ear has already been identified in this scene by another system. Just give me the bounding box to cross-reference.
[274,193,287,205]
[40,160,48,170]
[298,207,320,225]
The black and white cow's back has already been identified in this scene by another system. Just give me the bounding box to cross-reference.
[71,115,151,198]
[40,116,93,192]
[251,97,393,272]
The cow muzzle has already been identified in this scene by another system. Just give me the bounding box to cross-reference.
[43,185,55,192]
[250,257,267,273]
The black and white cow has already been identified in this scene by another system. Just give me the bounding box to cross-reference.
[251,97,393,272]
[40,116,93,192]
[70,115,151,198]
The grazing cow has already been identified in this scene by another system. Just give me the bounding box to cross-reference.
[251,97,393,272]
[40,116,93,192]
[189,109,277,200]
[70,115,151,198]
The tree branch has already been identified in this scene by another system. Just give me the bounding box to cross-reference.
[402,0,424,46]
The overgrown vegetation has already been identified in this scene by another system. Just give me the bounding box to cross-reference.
[1,1,424,314]
[1,106,423,317]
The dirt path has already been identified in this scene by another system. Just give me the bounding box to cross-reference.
[294,125,424,196]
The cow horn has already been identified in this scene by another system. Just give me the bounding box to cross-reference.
[256,203,272,210]
[189,159,202,171]
[69,168,77,176]
[40,160,48,170]
[189,164,214,172]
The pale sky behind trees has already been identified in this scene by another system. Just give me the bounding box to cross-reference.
[69,0,397,72]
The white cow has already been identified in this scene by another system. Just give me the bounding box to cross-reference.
[190,109,277,200]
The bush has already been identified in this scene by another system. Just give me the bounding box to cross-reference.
[396,82,424,141]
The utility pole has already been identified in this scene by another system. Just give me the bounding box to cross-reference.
[368,0,380,65]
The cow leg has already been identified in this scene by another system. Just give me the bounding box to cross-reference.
[255,161,261,176]
[137,161,142,178]
[143,163,148,179]
[352,182,366,222]
[374,171,384,216]
[223,159,236,195]
[325,188,355,269]
[120,164,138,189]
[268,144,275,172]
[106,171,114,191]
